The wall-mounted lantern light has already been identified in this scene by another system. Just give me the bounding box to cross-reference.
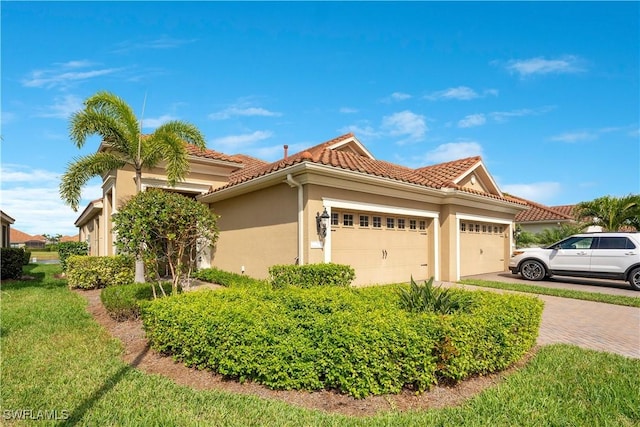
[316,207,330,239]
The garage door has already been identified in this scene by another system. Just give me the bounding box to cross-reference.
[331,210,429,285]
[459,221,507,276]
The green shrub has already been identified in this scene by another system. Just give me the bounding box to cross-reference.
[58,241,88,271]
[1,248,25,279]
[192,267,264,288]
[269,263,355,288]
[398,276,472,314]
[142,284,543,398]
[67,255,134,289]
[101,282,174,321]
[23,250,32,265]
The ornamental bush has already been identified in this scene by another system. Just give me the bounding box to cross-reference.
[66,255,134,289]
[192,267,264,288]
[58,241,88,271]
[142,283,543,398]
[269,263,356,288]
[101,282,174,321]
[1,248,26,279]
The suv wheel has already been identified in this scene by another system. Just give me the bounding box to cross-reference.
[629,267,640,291]
[520,260,546,281]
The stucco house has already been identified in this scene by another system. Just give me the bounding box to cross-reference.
[512,197,576,234]
[75,133,527,285]
[1,210,15,248]
[9,228,46,249]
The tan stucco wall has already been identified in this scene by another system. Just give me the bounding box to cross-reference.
[209,183,298,279]
[79,214,102,256]
[1,220,10,248]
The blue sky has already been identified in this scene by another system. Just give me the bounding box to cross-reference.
[1,1,638,236]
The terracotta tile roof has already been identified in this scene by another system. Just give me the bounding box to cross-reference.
[204,133,526,206]
[60,235,79,243]
[185,144,243,163]
[550,204,576,217]
[9,228,45,243]
[229,154,270,182]
[509,195,575,222]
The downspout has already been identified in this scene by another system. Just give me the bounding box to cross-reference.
[286,174,304,265]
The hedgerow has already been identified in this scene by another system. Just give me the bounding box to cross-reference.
[192,267,265,288]
[66,255,134,289]
[142,284,543,398]
[1,248,26,279]
[101,282,175,321]
[58,241,88,271]
[269,263,356,288]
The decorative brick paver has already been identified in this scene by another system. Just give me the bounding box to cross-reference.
[443,274,640,359]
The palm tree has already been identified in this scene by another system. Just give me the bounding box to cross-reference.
[573,194,640,232]
[60,91,206,282]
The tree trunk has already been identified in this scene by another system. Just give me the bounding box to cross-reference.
[134,167,146,283]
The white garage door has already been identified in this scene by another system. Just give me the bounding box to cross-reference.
[331,210,429,286]
[459,221,507,276]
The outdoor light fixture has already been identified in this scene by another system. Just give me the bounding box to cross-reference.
[316,207,330,239]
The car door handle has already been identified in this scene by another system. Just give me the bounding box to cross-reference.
[576,251,588,255]
[625,252,637,255]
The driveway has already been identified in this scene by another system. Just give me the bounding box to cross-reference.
[449,272,640,359]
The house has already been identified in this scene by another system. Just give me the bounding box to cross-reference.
[75,133,527,285]
[512,197,576,234]
[9,228,46,249]
[1,210,15,248]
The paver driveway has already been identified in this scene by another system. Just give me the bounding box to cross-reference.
[445,273,640,359]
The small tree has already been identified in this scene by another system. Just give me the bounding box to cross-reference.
[535,222,588,246]
[573,194,640,231]
[113,189,219,296]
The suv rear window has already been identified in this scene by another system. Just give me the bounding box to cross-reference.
[596,237,636,250]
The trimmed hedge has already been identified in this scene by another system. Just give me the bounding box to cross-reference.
[269,263,356,288]
[142,284,543,398]
[58,241,88,271]
[23,250,32,265]
[67,255,135,289]
[192,267,264,288]
[101,282,174,321]
[1,248,26,279]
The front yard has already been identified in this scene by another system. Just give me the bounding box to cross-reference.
[1,264,639,425]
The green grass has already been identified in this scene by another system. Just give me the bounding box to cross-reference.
[460,279,640,307]
[1,264,639,426]
[28,250,59,260]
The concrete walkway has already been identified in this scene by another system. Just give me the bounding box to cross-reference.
[442,276,640,359]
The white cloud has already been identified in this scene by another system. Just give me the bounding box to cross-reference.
[501,182,562,204]
[381,110,427,143]
[339,107,359,114]
[490,105,555,123]
[0,165,102,235]
[112,37,196,53]
[22,66,122,89]
[142,115,177,129]
[381,92,412,103]
[338,123,380,138]
[458,114,486,128]
[209,105,282,120]
[36,94,83,119]
[550,131,597,143]
[422,141,483,163]
[426,86,478,101]
[210,130,273,149]
[505,55,586,77]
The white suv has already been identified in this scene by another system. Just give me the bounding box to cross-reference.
[509,232,640,291]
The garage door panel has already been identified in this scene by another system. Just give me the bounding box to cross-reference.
[460,222,507,276]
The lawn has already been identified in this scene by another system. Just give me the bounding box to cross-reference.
[1,264,639,426]
[27,250,59,261]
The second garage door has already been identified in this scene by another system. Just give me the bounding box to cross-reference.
[459,221,507,276]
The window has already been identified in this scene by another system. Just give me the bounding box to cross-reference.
[398,218,405,229]
[460,222,467,232]
[409,219,417,230]
[343,213,354,227]
[359,215,369,227]
[475,224,480,233]
[482,225,487,233]
[597,237,635,250]
[557,236,594,250]
[419,220,426,230]
[331,213,339,226]
[386,217,395,229]
[373,216,382,228]
[499,226,504,233]
[494,226,498,234]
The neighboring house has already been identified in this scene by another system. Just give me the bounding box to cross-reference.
[1,210,15,248]
[75,133,527,285]
[60,235,79,243]
[9,228,46,249]
[512,197,576,234]
[76,199,104,256]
